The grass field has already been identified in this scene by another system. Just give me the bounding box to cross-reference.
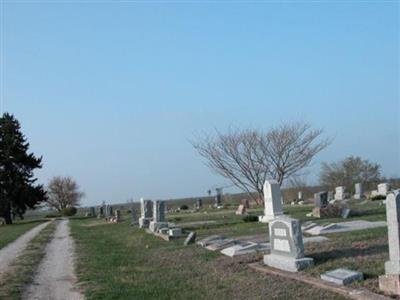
[0,219,47,249]
[70,199,388,300]
[71,217,344,300]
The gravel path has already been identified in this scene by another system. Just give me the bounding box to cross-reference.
[23,219,84,300]
[0,221,50,275]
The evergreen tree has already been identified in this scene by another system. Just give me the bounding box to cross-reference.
[0,113,46,224]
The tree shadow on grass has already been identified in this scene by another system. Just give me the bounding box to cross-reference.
[312,244,387,265]
[12,219,47,226]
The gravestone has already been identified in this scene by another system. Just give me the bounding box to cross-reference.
[184,232,196,246]
[321,268,363,285]
[169,228,182,237]
[334,186,346,201]
[241,199,250,209]
[197,235,223,247]
[314,192,328,208]
[139,198,153,229]
[298,191,303,201]
[89,207,95,217]
[196,198,203,209]
[259,180,283,223]
[221,242,259,257]
[104,204,109,218]
[328,191,334,202]
[354,183,364,199]
[235,204,246,215]
[98,206,104,218]
[130,207,138,225]
[149,200,168,232]
[215,188,223,207]
[109,206,114,216]
[379,191,400,296]
[263,216,314,272]
[115,209,121,222]
[341,208,351,219]
[378,183,390,196]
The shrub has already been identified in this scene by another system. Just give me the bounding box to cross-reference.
[61,206,78,216]
[45,213,61,218]
[180,205,189,210]
[370,195,386,201]
[242,215,258,222]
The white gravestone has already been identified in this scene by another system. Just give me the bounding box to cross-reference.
[259,180,283,223]
[334,186,346,201]
[264,216,314,272]
[378,183,390,196]
[354,183,364,199]
[138,198,153,229]
[298,191,303,201]
[379,192,400,296]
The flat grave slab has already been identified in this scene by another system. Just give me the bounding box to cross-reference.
[304,220,386,236]
[321,268,363,285]
[205,238,237,251]
[221,242,260,257]
[196,235,224,247]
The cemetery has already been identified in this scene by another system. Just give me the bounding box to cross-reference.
[64,183,399,299]
[0,2,398,300]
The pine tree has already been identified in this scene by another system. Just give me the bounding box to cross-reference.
[0,113,46,224]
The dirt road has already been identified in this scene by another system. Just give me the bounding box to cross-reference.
[23,219,84,300]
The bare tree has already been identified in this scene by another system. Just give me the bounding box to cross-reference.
[191,122,330,204]
[46,176,84,212]
[320,156,381,191]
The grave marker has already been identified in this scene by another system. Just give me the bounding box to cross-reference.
[139,198,153,229]
[259,180,283,223]
[354,183,364,199]
[379,191,400,296]
[263,216,313,272]
[149,200,168,232]
[334,186,346,201]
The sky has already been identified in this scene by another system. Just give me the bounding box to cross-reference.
[1,1,399,206]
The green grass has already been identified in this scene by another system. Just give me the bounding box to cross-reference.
[69,200,389,299]
[0,221,56,300]
[0,219,47,249]
[71,218,345,300]
[304,226,388,294]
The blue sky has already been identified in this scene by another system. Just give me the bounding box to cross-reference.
[1,1,399,206]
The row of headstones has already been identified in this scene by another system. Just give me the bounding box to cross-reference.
[335,182,392,200]
[259,179,400,295]
[296,182,392,204]
[96,204,121,223]
[137,198,183,237]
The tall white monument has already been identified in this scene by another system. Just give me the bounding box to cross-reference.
[259,180,283,223]
[379,192,400,296]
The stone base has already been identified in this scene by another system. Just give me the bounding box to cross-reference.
[385,261,400,274]
[263,254,314,272]
[138,217,151,229]
[354,194,364,200]
[149,221,168,233]
[312,205,341,218]
[259,214,283,223]
[379,274,400,296]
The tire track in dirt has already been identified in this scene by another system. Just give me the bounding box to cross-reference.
[23,219,84,300]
